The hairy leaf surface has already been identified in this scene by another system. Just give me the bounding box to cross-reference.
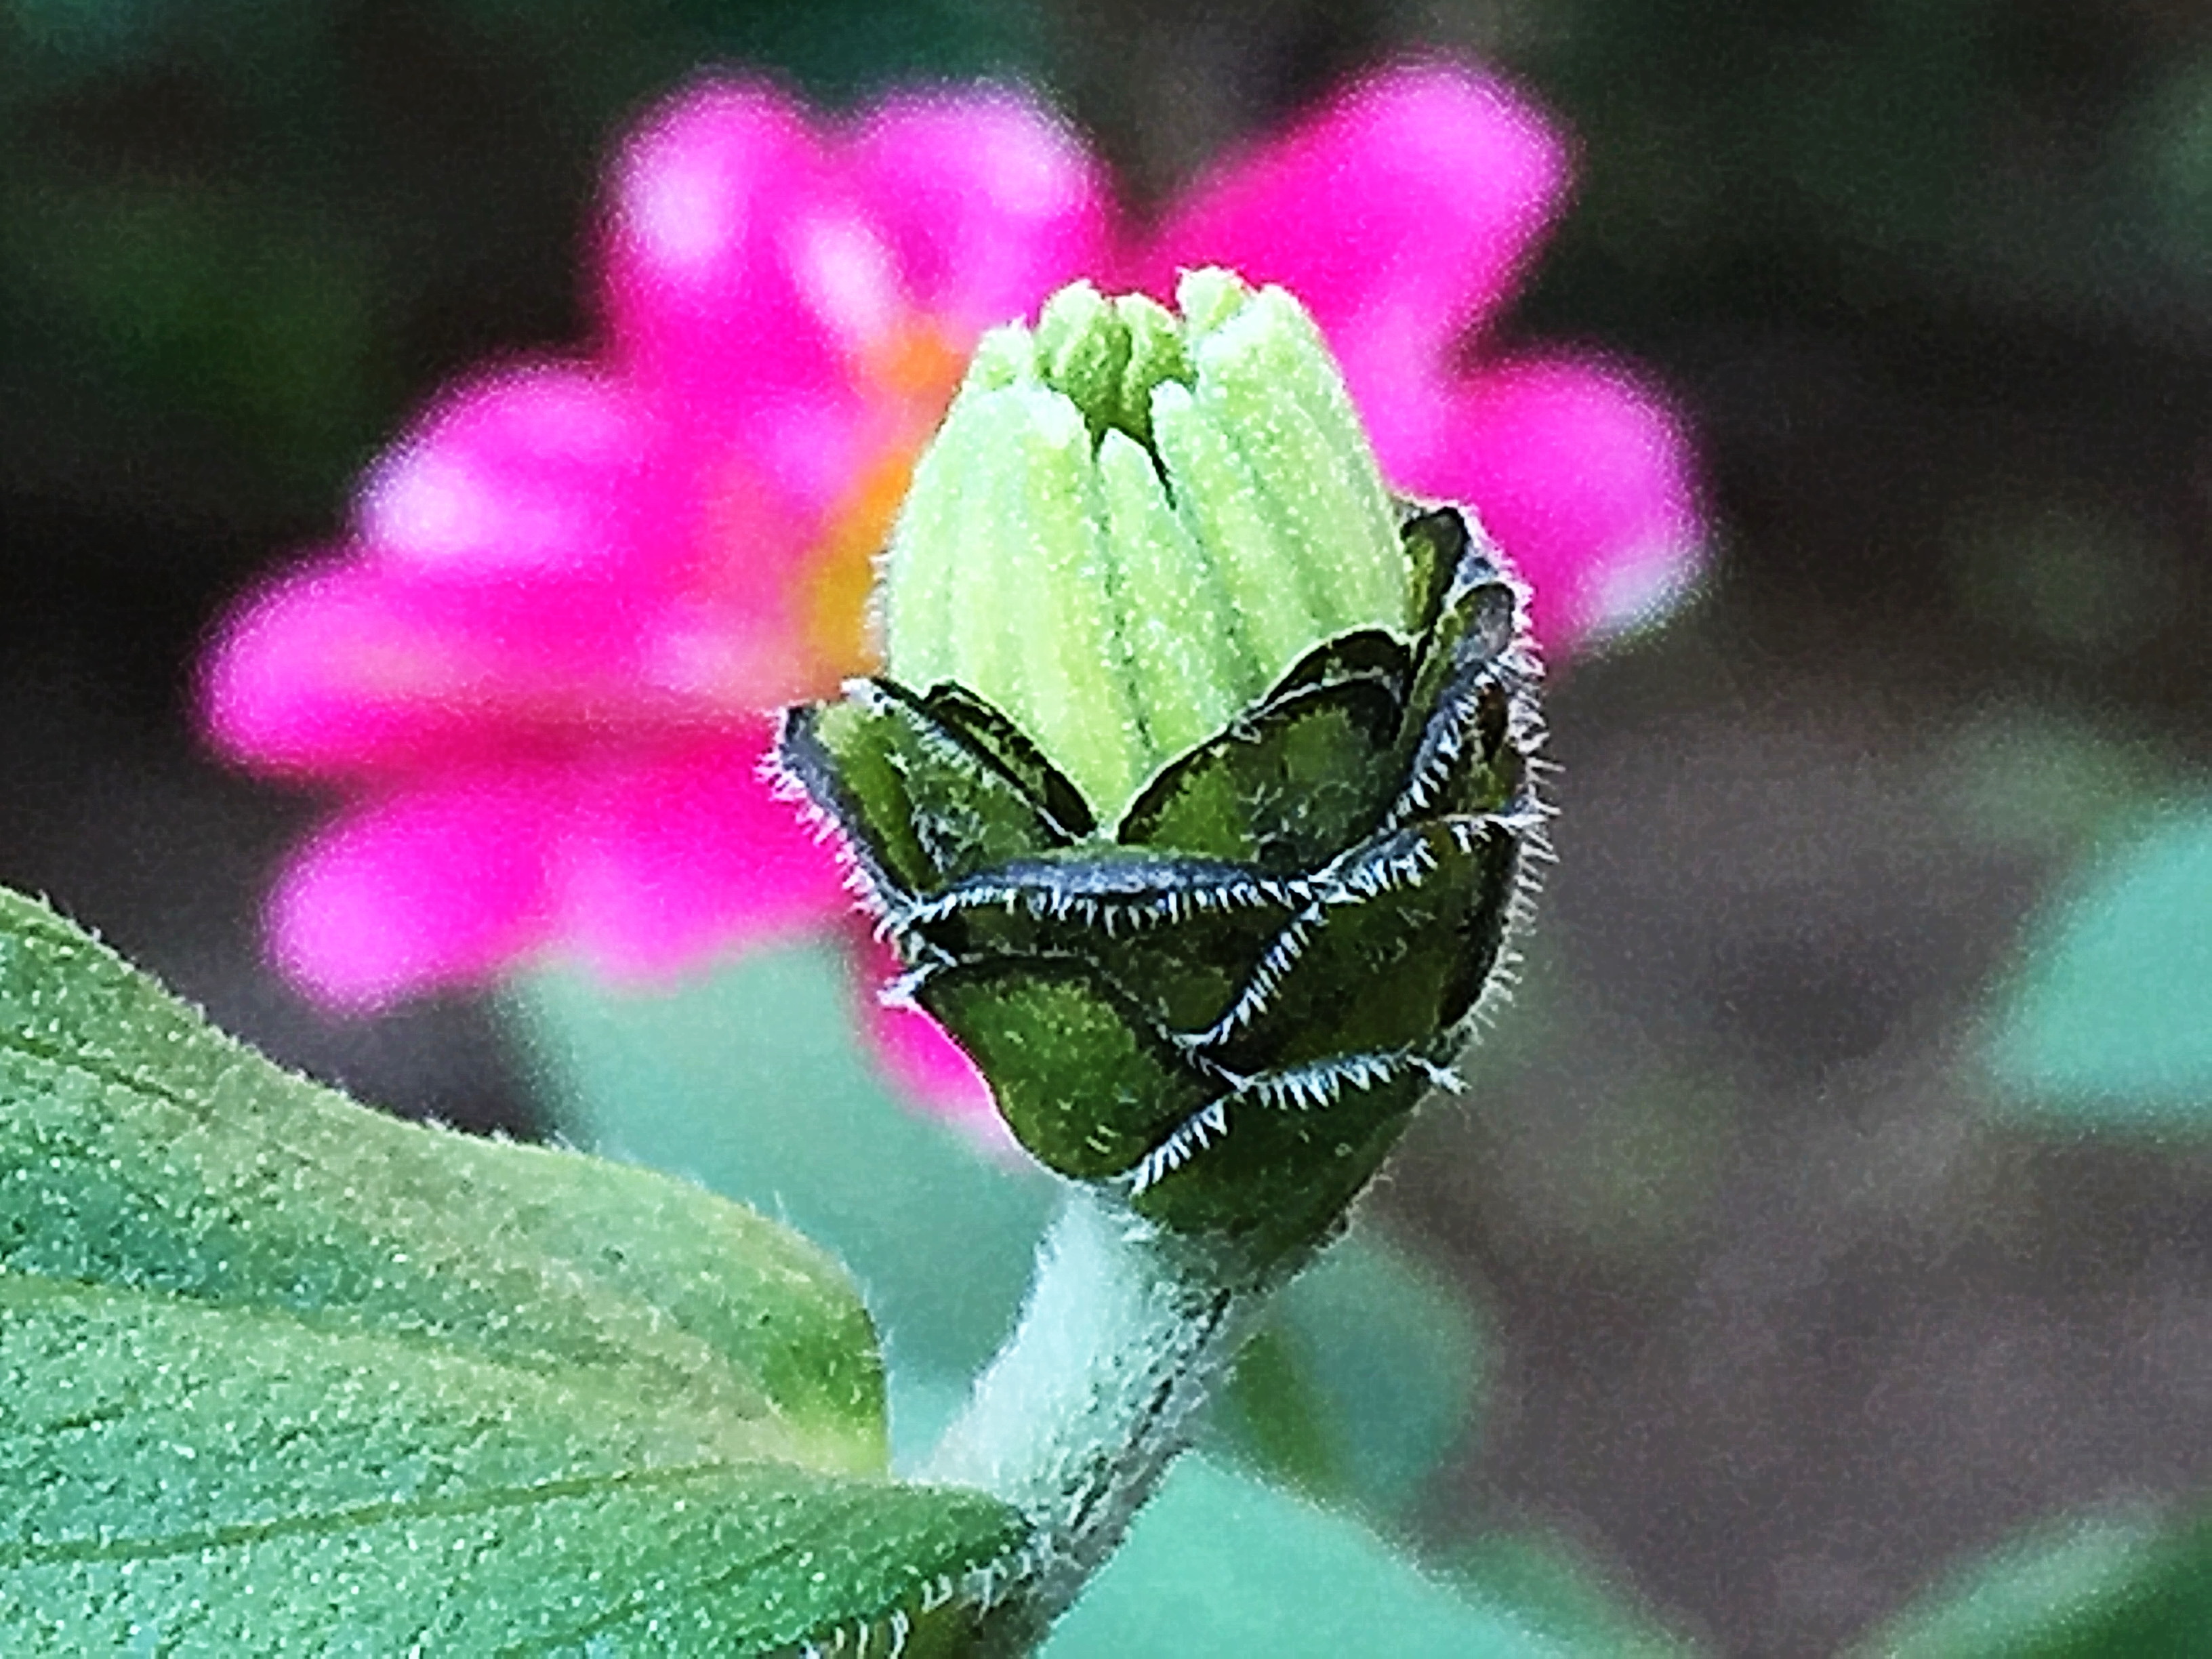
[0,888,1028,1653]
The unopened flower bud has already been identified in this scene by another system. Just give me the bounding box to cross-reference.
[782,273,1547,1252]
[883,270,1412,825]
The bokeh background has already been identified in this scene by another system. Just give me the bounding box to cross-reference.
[5,2,2210,1654]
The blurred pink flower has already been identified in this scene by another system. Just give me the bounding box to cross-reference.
[1130,64,1699,644]
[203,63,1700,1134]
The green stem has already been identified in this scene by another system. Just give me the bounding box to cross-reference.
[920,1185,1298,1652]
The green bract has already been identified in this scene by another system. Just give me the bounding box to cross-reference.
[784,275,1546,1252]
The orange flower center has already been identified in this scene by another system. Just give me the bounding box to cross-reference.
[798,321,970,686]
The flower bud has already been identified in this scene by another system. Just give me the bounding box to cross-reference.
[782,274,1546,1253]
[882,270,1412,826]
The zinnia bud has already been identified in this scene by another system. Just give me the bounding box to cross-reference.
[781,272,1546,1253]
[883,270,1412,826]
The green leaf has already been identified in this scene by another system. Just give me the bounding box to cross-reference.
[512,944,1056,1385]
[1130,1064,1427,1254]
[1400,542,1517,739]
[1847,1509,2212,1658]
[1407,677,1528,825]
[1040,1454,1621,1658]
[1211,1231,1488,1520]
[1449,1529,1702,1658]
[0,888,876,1463]
[1986,805,2212,1127]
[1,1275,1019,1656]
[515,946,1490,1538]
[1078,897,1299,1036]
[1,889,1029,1651]
[1265,627,1413,705]
[1397,645,1529,830]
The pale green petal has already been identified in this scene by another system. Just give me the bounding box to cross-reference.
[1097,427,1250,766]
[1000,386,1145,817]
[945,390,1033,714]
[1151,378,1321,686]
[962,321,1036,394]
[1193,289,1409,636]
[884,268,1415,823]
[1112,292,1191,451]
[884,391,984,691]
[1037,282,1130,446]
[1174,267,1251,344]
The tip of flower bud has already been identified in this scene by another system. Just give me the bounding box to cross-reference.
[884,269,1412,827]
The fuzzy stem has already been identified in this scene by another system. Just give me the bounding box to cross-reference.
[920,1185,1299,1652]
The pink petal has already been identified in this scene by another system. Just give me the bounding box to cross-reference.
[847,87,1114,334]
[358,367,827,632]
[201,556,650,776]
[269,773,560,1008]
[1136,62,1566,360]
[845,927,1011,1147]
[359,363,668,582]
[202,557,491,775]
[558,727,857,978]
[1399,353,1704,647]
[342,359,821,708]
[203,470,826,781]
[599,79,874,512]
